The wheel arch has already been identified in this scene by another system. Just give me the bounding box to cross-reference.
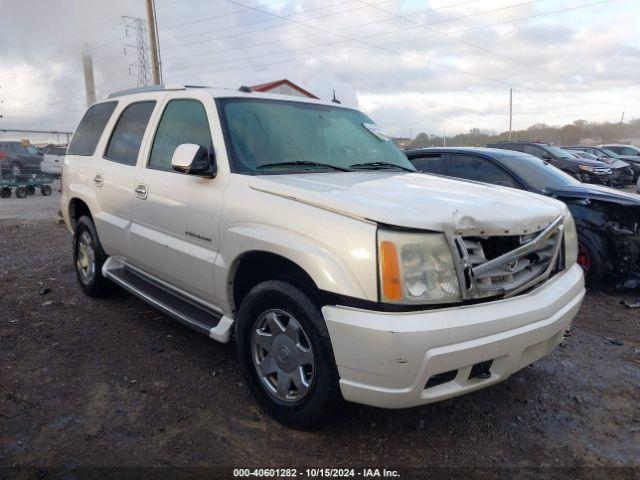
[220,225,369,314]
[68,197,93,231]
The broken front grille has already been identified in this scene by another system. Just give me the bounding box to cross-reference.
[454,215,564,299]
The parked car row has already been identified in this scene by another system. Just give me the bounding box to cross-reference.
[486,141,637,187]
[405,147,640,288]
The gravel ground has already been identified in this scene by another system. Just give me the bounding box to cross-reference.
[0,192,639,477]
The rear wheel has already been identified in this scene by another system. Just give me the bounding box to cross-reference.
[236,280,341,430]
[0,187,10,198]
[15,187,27,198]
[73,216,116,297]
[41,185,52,196]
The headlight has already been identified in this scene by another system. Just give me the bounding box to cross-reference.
[563,212,578,268]
[378,230,461,304]
[578,164,594,173]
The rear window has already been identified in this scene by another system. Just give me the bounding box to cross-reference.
[105,101,156,165]
[68,102,117,156]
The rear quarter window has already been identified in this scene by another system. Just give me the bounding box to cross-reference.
[68,102,117,156]
[105,101,156,165]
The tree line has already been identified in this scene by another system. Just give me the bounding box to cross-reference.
[408,118,640,147]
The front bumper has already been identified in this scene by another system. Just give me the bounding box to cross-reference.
[322,264,585,409]
[579,171,612,185]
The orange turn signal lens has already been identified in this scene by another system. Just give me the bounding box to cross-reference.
[380,241,402,301]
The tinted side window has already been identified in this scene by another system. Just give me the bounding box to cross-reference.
[105,101,156,166]
[619,147,638,156]
[68,102,117,156]
[149,99,213,172]
[450,154,517,188]
[522,145,543,158]
[410,154,446,175]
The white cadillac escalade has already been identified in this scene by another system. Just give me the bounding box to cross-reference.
[61,85,585,428]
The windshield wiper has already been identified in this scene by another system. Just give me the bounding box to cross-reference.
[256,161,352,172]
[349,161,414,172]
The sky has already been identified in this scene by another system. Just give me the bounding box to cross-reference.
[0,0,638,139]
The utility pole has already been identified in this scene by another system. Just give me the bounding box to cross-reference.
[620,111,625,125]
[145,0,162,84]
[443,127,446,147]
[508,88,513,141]
[82,49,96,106]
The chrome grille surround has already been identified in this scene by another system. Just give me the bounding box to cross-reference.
[449,215,565,300]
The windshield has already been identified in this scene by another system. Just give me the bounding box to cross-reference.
[542,145,574,159]
[601,148,621,158]
[504,155,580,191]
[25,145,40,154]
[218,98,415,174]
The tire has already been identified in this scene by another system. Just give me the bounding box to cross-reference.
[0,187,10,198]
[236,280,342,430]
[15,187,27,198]
[41,185,52,196]
[577,235,604,287]
[73,215,116,297]
[10,163,22,176]
[25,185,35,196]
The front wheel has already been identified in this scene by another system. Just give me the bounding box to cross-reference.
[41,185,52,196]
[577,236,604,287]
[73,216,116,297]
[236,280,342,429]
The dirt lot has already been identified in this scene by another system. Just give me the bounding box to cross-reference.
[0,192,639,477]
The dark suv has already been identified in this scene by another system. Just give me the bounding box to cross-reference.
[487,141,612,185]
[0,141,44,176]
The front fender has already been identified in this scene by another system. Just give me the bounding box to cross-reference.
[215,223,374,312]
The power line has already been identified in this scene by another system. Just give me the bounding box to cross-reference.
[165,0,548,76]
[355,0,579,85]
[162,0,537,54]
[162,0,397,50]
[164,0,480,63]
[161,0,291,29]
[165,0,615,96]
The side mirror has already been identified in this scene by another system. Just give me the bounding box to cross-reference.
[541,153,553,160]
[171,143,216,177]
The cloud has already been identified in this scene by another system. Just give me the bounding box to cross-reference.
[0,0,638,138]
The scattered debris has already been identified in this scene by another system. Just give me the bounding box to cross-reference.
[605,337,624,346]
[40,287,51,295]
[621,298,640,309]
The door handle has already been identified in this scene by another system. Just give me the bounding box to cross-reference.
[135,184,148,199]
[92,174,103,187]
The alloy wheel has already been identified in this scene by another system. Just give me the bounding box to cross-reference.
[76,230,96,285]
[251,309,315,403]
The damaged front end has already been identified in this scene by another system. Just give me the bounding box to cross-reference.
[566,198,640,287]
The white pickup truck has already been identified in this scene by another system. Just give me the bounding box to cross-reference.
[61,85,585,428]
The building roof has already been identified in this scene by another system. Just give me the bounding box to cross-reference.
[249,79,319,99]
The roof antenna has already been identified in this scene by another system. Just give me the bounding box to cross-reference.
[331,89,341,104]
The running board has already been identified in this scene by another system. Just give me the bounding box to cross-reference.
[102,258,233,343]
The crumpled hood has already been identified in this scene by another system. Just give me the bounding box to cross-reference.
[250,172,566,236]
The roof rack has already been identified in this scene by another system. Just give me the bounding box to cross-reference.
[107,84,211,99]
